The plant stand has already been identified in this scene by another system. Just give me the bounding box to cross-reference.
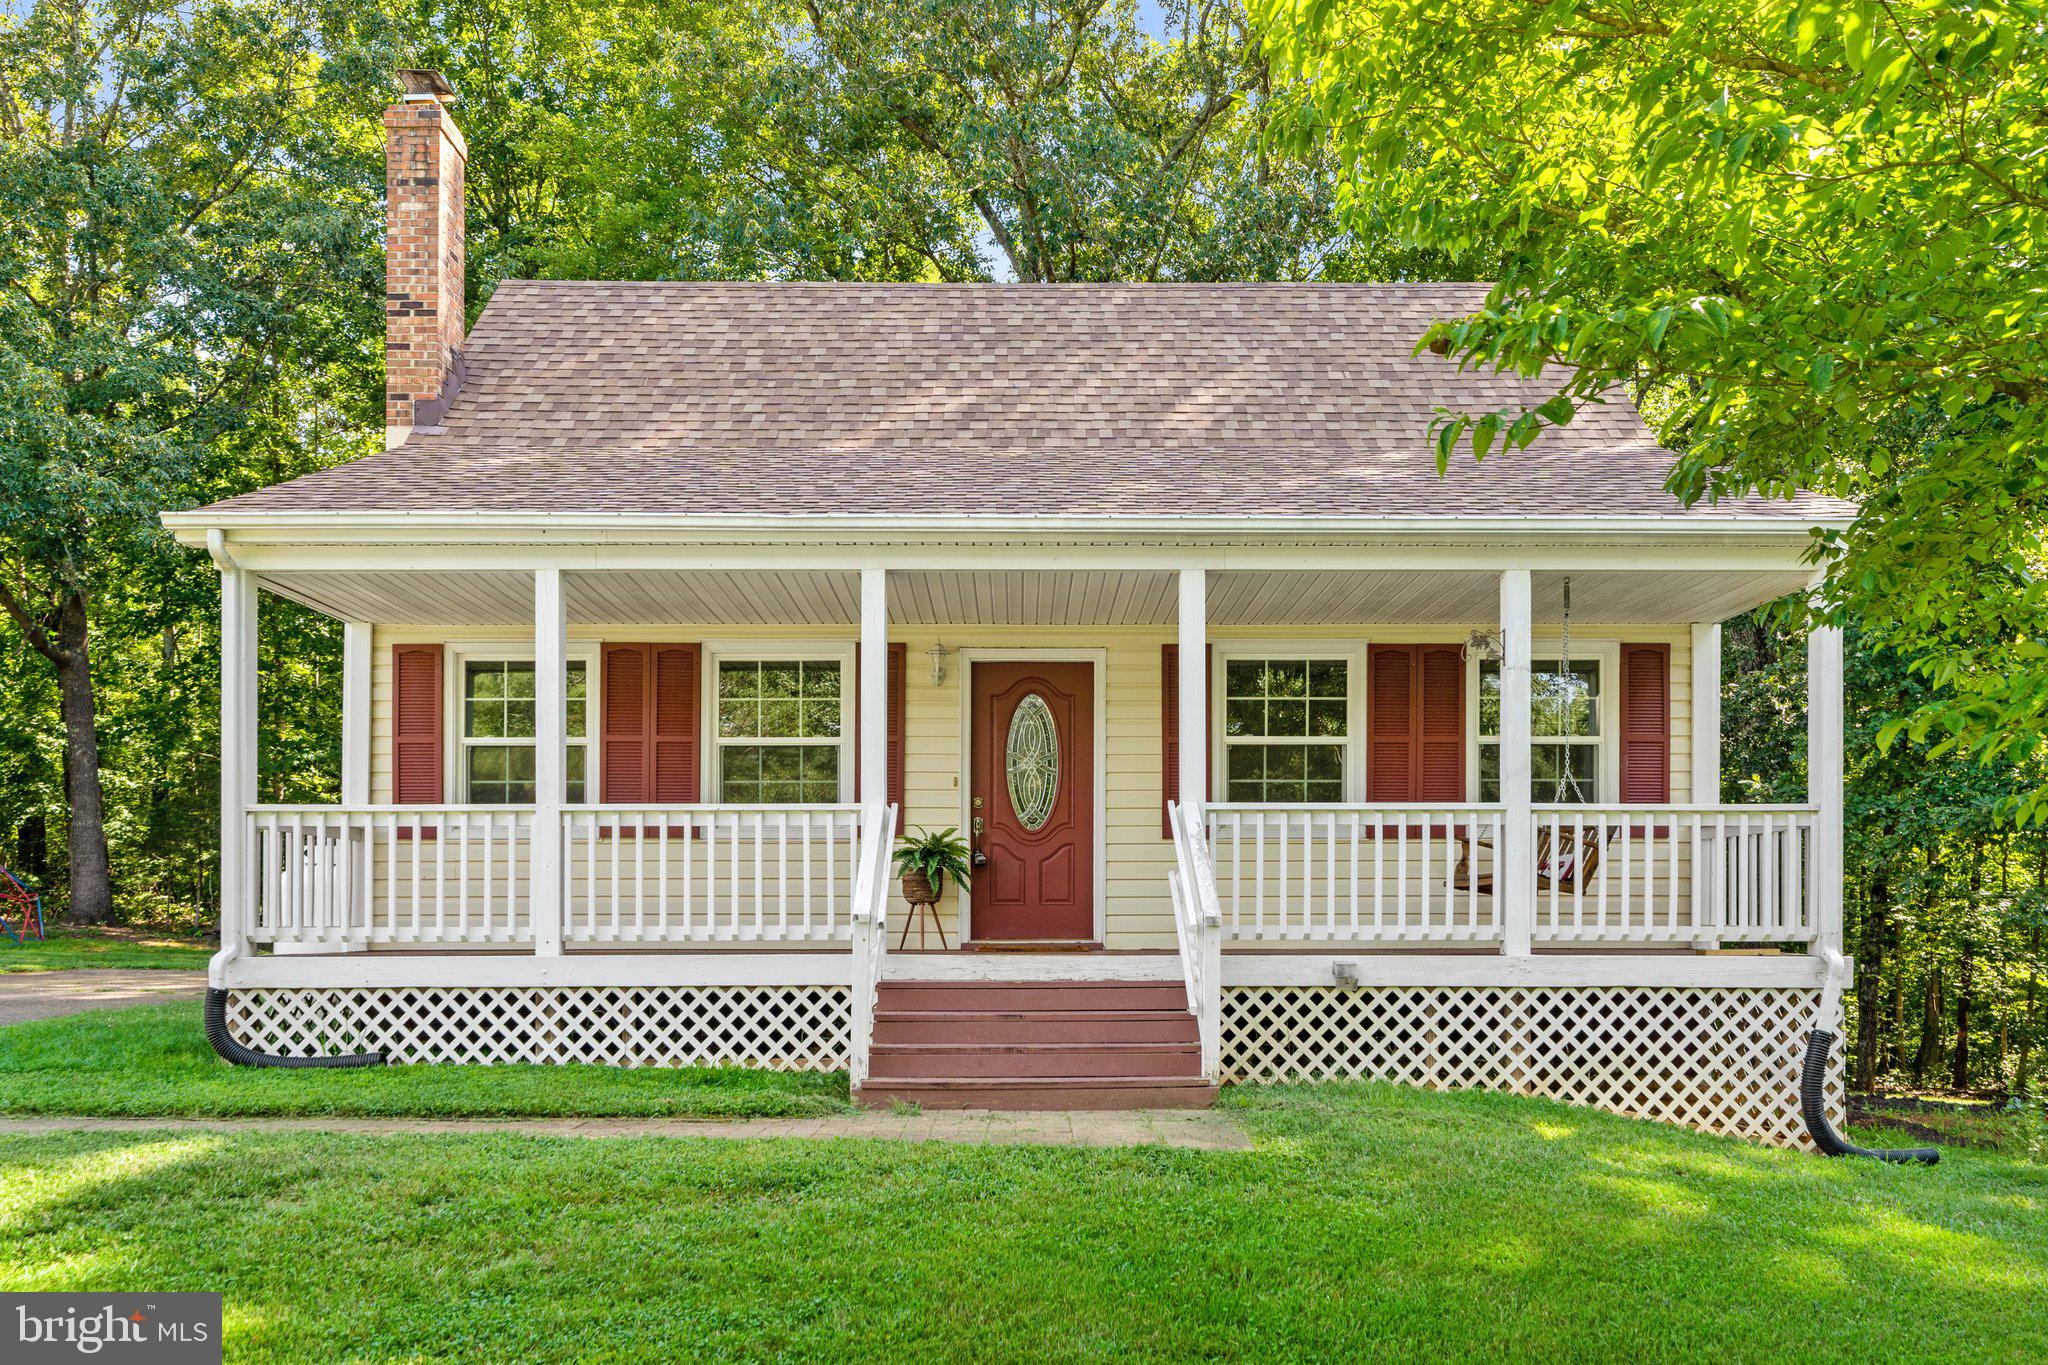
[898,895,950,950]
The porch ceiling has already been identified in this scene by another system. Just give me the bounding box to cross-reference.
[256,566,1815,629]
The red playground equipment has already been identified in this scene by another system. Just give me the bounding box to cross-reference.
[0,864,43,943]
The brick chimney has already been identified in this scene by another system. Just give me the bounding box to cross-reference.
[383,69,467,449]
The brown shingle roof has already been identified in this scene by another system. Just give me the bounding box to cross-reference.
[200,282,1849,519]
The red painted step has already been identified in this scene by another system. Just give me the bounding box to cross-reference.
[855,978,1214,1110]
[872,1010,1200,1045]
[856,1076,1220,1111]
[877,981,1190,1012]
[868,1041,1203,1080]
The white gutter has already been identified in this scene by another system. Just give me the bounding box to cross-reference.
[161,509,1850,548]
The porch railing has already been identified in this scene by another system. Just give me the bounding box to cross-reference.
[246,803,877,949]
[1167,801,1222,1079]
[1205,804,1505,942]
[1200,802,1816,947]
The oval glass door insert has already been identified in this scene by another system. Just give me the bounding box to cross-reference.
[1005,693,1059,831]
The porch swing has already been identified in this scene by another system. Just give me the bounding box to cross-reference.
[1454,578,1619,896]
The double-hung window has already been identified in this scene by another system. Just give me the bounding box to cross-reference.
[1220,656,1353,803]
[459,657,591,803]
[1476,656,1605,803]
[714,656,849,803]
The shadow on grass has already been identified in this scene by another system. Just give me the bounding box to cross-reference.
[2,1082,2043,1361]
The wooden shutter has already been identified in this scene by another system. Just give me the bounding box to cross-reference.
[1161,644,1213,837]
[651,645,701,803]
[600,644,651,803]
[391,644,443,803]
[1366,645,1417,802]
[602,643,700,804]
[853,643,907,830]
[1367,644,1465,802]
[1619,643,1672,803]
[1417,645,1466,801]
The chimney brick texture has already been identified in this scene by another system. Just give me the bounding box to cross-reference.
[384,95,467,439]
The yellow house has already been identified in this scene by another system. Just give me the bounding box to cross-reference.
[162,71,1856,1147]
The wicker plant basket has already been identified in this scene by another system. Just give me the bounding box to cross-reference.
[900,870,937,906]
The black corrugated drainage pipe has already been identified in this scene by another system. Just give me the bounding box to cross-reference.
[1802,954,1936,1165]
[204,987,386,1068]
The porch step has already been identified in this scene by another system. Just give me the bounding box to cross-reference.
[857,979,1214,1110]
[855,1076,1220,1111]
[873,1010,1200,1045]
[875,981,1191,1013]
[869,1041,1203,1079]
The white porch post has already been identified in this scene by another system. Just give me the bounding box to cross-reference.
[340,622,372,805]
[216,556,257,977]
[1691,622,1722,804]
[1499,569,1534,956]
[859,568,888,807]
[1178,568,1208,813]
[532,568,566,956]
[1808,618,1845,959]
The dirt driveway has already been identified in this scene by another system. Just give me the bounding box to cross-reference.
[0,970,206,1027]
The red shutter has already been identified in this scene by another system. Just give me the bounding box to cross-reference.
[651,645,701,803]
[1161,644,1213,837]
[1368,644,1465,802]
[600,643,651,803]
[853,643,908,830]
[1619,643,1672,803]
[391,644,444,803]
[1366,645,1416,802]
[602,643,700,804]
[1418,645,1466,801]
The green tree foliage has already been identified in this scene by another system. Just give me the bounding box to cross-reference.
[1725,604,2048,1097]
[0,0,389,919]
[1259,0,2048,815]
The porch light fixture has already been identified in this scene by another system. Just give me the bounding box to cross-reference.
[1462,629,1505,663]
[927,640,951,686]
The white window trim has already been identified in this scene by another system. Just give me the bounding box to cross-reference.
[445,644,599,806]
[1209,641,1370,804]
[1466,640,1621,804]
[702,640,857,805]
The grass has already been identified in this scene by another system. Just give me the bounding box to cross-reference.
[0,926,215,973]
[0,1085,2042,1362]
[0,1001,852,1119]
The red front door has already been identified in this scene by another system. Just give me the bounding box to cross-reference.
[969,661,1095,942]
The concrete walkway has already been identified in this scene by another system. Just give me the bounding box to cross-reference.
[0,970,206,1026]
[0,1109,1251,1151]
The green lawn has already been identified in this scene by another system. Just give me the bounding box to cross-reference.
[0,1085,2041,1362]
[0,1001,851,1119]
[0,927,215,972]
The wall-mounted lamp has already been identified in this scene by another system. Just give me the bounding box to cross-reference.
[927,640,951,686]
[1462,629,1505,663]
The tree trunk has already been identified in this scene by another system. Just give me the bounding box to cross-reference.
[2018,923,2042,1100]
[1914,966,1942,1083]
[1952,948,1974,1091]
[1853,868,1890,1093]
[54,591,113,924]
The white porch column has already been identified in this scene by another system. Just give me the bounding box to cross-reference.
[216,556,258,976]
[1808,618,1845,958]
[1690,622,1722,804]
[1499,569,1534,956]
[1177,568,1208,813]
[340,622,372,805]
[859,568,888,808]
[531,568,566,956]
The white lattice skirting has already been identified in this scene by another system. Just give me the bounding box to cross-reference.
[224,986,850,1069]
[1222,985,1843,1150]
